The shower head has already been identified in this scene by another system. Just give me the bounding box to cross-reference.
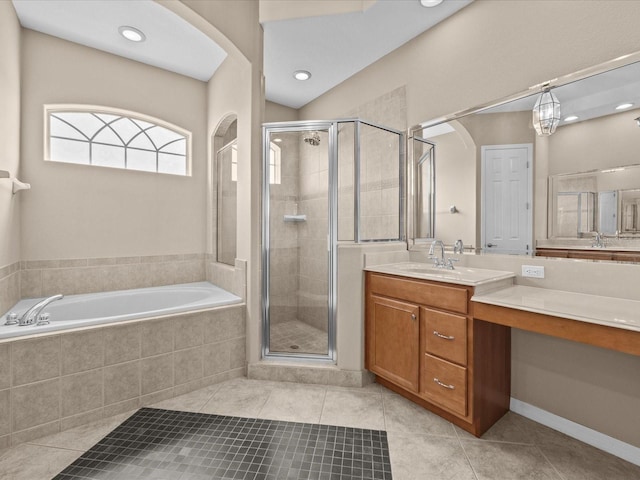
[304,131,321,146]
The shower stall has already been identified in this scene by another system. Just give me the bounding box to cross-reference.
[262,120,404,361]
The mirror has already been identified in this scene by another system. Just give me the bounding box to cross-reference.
[213,116,238,266]
[412,52,640,255]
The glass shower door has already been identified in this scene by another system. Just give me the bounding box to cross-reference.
[262,123,335,359]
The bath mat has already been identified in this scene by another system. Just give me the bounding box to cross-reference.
[53,407,393,479]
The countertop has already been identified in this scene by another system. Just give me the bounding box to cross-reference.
[471,285,640,333]
[364,262,515,287]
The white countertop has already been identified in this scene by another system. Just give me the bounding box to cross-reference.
[364,262,515,286]
[471,285,640,333]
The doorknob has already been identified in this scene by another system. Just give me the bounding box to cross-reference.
[487,243,496,247]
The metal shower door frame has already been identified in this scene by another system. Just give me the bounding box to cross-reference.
[261,121,338,362]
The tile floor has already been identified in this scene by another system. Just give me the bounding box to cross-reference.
[270,320,327,355]
[55,408,392,479]
[0,377,638,480]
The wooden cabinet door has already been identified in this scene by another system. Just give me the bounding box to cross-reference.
[366,295,420,392]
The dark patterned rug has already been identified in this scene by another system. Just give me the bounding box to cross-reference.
[54,407,393,479]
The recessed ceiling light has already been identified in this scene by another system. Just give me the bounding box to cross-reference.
[118,26,146,43]
[420,0,444,7]
[615,103,634,110]
[293,70,311,81]
[564,115,579,122]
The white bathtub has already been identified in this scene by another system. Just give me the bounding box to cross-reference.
[1,281,242,340]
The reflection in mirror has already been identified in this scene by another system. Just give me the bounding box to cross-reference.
[620,189,640,233]
[215,118,238,266]
[414,52,640,256]
[407,135,435,247]
[549,164,640,238]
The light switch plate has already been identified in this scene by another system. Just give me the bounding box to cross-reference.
[522,265,545,278]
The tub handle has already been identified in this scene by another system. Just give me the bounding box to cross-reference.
[36,313,50,326]
[4,313,18,326]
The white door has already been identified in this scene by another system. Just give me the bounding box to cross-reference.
[481,144,533,255]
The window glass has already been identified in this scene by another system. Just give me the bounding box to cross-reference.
[269,143,281,184]
[46,106,190,176]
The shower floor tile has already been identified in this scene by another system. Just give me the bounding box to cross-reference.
[53,407,393,480]
[270,320,328,355]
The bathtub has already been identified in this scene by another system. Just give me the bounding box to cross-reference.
[1,281,242,340]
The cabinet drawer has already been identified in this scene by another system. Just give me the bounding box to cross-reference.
[421,354,467,417]
[422,308,467,365]
[368,273,468,314]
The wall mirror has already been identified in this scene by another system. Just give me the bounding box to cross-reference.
[410,51,640,257]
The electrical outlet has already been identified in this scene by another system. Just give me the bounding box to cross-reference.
[522,265,545,278]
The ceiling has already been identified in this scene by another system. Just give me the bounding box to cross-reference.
[11,0,472,109]
[263,0,472,109]
[11,0,227,82]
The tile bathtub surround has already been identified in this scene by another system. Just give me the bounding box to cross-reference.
[19,253,206,298]
[206,256,247,299]
[54,408,393,480]
[0,262,20,320]
[0,303,246,449]
[1,378,638,480]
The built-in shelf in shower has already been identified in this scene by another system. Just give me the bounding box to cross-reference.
[283,214,307,222]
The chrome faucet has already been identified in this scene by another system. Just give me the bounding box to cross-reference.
[428,240,458,269]
[592,232,606,248]
[429,239,445,266]
[453,239,464,254]
[17,294,63,326]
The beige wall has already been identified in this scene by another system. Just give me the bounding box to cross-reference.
[265,101,299,123]
[299,0,640,449]
[0,2,21,268]
[548,107,640,175]
[20,30,208,260]
[195,0,264,364]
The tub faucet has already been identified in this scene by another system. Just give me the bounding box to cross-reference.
[19,294,63,326]
[453,239,464,254]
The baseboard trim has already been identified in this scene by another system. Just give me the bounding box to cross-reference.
[510,397,640,467]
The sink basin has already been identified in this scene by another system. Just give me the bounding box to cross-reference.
[365,262,515,286]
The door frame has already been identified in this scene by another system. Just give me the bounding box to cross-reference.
[480,143,533,255]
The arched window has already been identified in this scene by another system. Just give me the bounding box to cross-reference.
[45,105,191,176]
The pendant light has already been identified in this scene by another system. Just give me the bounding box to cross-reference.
[532,87,561,136]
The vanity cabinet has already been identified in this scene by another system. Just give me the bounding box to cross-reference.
[365,271,511,437]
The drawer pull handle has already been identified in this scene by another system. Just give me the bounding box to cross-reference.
[433,378,455,390]
[433,331,455,340]
[411,313,417,321]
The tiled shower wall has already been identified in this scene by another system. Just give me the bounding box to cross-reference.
[268,134,300,326]
[341,86,407,242]
[297,133,329,332]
